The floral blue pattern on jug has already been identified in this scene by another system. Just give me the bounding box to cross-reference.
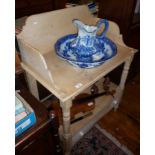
[55,19,117,68]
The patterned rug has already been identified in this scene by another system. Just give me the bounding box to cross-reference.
[71,124,133,155]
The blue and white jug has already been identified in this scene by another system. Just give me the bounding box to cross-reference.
[69,19,109,59]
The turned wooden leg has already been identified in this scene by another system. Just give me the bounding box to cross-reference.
[114,55,134,110]
[60,100,72,155]
[25,72,39,100]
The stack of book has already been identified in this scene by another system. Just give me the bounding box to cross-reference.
[87,2,98,16]
[65,1,99,16]
[15,96,29,123]
[15,93,36,137]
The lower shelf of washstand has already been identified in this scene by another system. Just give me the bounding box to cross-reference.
[59,79,117,146]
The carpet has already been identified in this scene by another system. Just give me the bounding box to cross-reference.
[71,124,133,155]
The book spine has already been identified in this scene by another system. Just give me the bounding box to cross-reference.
[15,107,26,115]
[15,111,27,123]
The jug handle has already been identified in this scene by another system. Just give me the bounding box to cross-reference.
[97,19,109,38]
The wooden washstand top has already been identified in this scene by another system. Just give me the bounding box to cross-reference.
[17,5,137,102]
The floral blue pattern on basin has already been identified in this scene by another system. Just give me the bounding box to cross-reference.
[55,19,117,68]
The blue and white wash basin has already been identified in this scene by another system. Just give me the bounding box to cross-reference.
[55,19,117,68]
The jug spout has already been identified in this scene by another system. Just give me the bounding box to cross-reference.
[73,19,98,34]
[73,19,85,31]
